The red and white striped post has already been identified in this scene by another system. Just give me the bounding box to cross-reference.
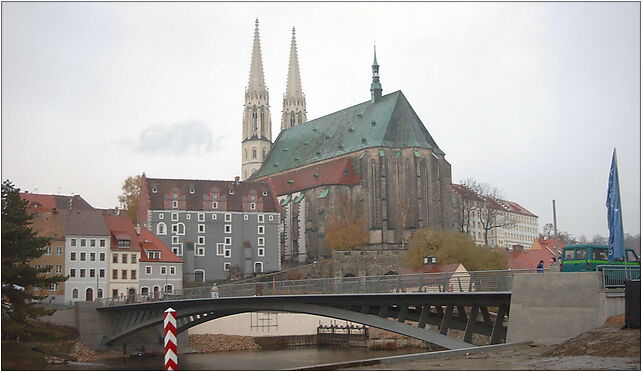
[164,307,178,371]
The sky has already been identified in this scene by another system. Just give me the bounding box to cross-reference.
[2,2,640,240]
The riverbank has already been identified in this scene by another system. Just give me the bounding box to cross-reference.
[340,315,640,370]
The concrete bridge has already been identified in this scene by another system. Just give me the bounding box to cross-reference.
[44,270,628,352]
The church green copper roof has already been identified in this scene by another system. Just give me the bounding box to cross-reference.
[252,90,445,179]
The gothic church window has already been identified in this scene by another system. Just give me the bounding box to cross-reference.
[252,147,257,159]
[262,147,266,159]
[252,107,258,131]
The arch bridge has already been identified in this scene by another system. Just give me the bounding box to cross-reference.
[90,270,528,350]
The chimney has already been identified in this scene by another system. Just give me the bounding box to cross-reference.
[234,176,240,185]
[135,224,141,235]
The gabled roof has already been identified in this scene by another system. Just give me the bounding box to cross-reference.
[21,193,57,211]
[20,193,94,212]
[451,184,483,202]
[252,90,444,179]
[104,215,140,252]
[142,177,278,212]
[138,227,182,263]
[264,157,361,196]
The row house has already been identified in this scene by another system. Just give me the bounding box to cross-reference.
[137,174,280,283]
[138,227,183,297]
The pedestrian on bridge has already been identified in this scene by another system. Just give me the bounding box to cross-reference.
[537,260,545,273]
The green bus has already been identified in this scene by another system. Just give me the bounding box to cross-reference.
[560,243,640,272]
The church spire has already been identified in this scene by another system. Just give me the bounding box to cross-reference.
[370,44,382,103]
[248,18,266,92]
[242,18,272,181]
[281,26,307,130]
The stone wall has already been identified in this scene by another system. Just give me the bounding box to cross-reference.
[332,249,406,277]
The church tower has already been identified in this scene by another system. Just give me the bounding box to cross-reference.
[242,19,273,181]
[280,27,307,130]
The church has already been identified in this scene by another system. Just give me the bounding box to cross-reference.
[242,20,453,262]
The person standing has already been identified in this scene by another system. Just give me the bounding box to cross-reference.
[537,260,545,273]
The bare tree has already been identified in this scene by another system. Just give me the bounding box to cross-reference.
[452,182,483,235]
[462,179,515,246]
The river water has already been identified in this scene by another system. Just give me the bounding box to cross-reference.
[50,347,421,370]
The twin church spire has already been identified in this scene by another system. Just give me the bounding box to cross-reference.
[242,19,307,180]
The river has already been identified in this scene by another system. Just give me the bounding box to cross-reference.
[49,347,422,370]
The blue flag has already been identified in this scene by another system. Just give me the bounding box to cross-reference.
[606,149,624,262]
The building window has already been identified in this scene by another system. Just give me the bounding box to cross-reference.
[224,262,231,271]
[258,248,265,257]
[80,252,86,261]
[269,215,274,221]
[145,266,152,275]
[254,261,263,273]
[198,236,205,245]
[147,251,161,259]
[194,269,205,282]
[90,239,96,247]
[172,200,178,209]
[196,246,205,256]
[70,269,76,278]
[224,249,231,258]
[90,269,95,278]
[170,213,178,222]
[44,247,51,255]
[122,254,128,264]
[90,252,96,261]
[212,202,218,209]
[258,237,265,246]
[258,214,264,223]
[158,213,164,220]
[258,226,264,235]
[97,288,103,298]
[225,225,232,233]
[72,289,79,299]
[112,289,118,298]
[212,213,217,220]
[252,147,257,159]
[56,247,63,255]
[49,283,57,291]
[186,214,191,220]
[118,239,130,248]
[100,252,105,261]
[198,224,205,233]
[250,202,256,210]
[56,265,62,274]
[170,266,176,275]
[172,223,185,235]
[71,238,77,246]
[172,236,179,244]
[99,239,106,247]
[160,266,167,275]
[121,270,127,280]
[217,243,224,256]
[80,239,86,247]
[131,254,137,263]
[244,214,249,221]
[198,213,205,222]
[225,213,231,222]
[157,222,167,235]
[225,237,231,245]
[172,244,183,256]
[99,269,105,278]
[165,284,173,294]
[131,270,136,280]
[80,269,86,278]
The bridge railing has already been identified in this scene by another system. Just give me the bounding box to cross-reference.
[597,265,641,290]
[97,268,541,307]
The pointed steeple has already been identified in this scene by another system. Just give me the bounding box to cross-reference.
[248,18,266,92]
[370,44,382,103]
[242,18,272,181]
[281,26,307,130]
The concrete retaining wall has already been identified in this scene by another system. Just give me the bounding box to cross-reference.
[506,272,624,345]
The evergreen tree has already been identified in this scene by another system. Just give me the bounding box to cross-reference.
[1,180,67,339]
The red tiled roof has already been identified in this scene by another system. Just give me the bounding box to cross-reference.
[451,184,482,202]
[21,193,57,211]
[104,215,141,252]
[138,226,182,263]
[261,157,361,196]
[500,200,537,217]
[508,249,556,270]
[534,238,565,253]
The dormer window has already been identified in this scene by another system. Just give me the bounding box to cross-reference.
[152,187,158,193]
[229,190,235,195]
[172,200,178,208]
[262,191,268,196]
[147,251,161,260]
[189,187,195,194]
[118,240,131,248]
[250,195,256,201]
[250,203,256,210]
[212,201,218,209]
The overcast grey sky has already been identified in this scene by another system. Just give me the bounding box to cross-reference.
[2,2,640,239]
